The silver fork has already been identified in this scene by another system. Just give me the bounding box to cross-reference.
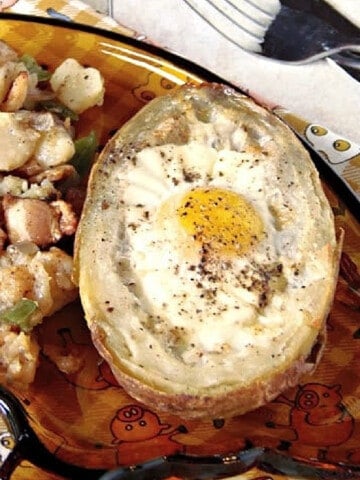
[183,0,360,76]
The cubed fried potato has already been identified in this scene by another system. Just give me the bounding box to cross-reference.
[0,62,18,103]
[0,112,40,171]
[1,70,29,112]
[0,111,75,172]
[0,243,78,326]
[3,196,77,247]
[0,325,40,389]
[0,41,18,65]
[0,41,106,390]
[34,122,75,168]
[50,58,105,114]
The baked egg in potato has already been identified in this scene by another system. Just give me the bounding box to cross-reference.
[74,83,341,419]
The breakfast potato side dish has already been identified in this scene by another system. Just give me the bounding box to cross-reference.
[0,40,104,388]
[75,84,341,419]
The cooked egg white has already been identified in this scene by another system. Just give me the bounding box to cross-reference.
[113,133,334,388]
[76,85,338,407]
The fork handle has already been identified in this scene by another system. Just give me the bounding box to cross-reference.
[264,4,360,63]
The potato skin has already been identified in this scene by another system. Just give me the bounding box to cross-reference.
[74,83,341,419]
[89,323,329,419]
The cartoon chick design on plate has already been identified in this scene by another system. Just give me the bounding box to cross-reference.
[0,416,15,467]
[274,110,360,199]
[305,124,360,196]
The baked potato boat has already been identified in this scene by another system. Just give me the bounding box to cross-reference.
[74,84,341,419]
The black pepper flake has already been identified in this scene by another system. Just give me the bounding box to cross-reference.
[182,169,200,183]
[128,223,138,231]
[259,292,267,308]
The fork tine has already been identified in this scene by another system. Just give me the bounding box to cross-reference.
[183,0,273,51]
[224,0,276,27]
[241,0,280,17]
[330,47,360,69]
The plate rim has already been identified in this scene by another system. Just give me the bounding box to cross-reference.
[0,12,234,89]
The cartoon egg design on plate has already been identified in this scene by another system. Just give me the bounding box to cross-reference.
[74,84,341,419]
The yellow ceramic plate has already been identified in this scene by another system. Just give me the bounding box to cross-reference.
[0,13,360,480]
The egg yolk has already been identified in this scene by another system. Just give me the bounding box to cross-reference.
[177,187,264,256]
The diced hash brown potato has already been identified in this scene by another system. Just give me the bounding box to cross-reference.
[0,61,28,110]
[0,243,78,329]
[0,112,40,171]
[0,174,60,200]
[1,70,29,112]
[0,324,40,389]
[3,196,77,247]
[0,111,75,172]
[0,62,17,103]
[0,41,105,389]
[0,240,79,388]
[50,58,105,114]
[0,40,18,64]
[34,122,75,168]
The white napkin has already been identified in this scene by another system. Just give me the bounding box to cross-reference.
[113,0,360,144]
